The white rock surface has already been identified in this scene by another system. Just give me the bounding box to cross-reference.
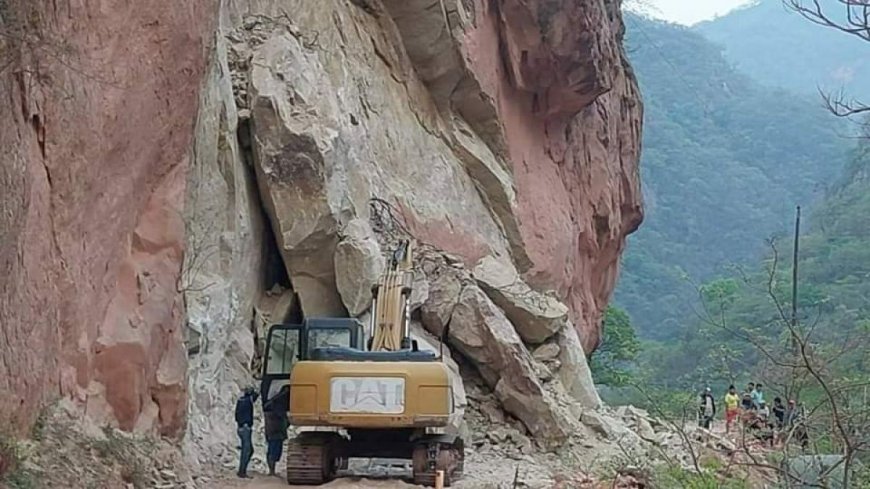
[473,256,568,344]
[334,219,385,316]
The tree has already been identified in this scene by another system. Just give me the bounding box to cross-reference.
[697,239,870,488]
[785,0,870,125]
[592,306,642,387]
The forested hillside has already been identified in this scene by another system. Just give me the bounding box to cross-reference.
[634,139,870,397]
[696,0,870,100]
[614,15,845,339]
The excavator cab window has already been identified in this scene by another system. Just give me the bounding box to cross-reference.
[265,326,302,375]
[261,324,303,405]
[308,328,352,353]
[304,318,363,356]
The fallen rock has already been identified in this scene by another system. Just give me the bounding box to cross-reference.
[448,285,576,445]
[419,259,465,337]
[694,427,737,452]
[478,399,506,425]
[473,256,568,344]
[615,405,657,441]
[409,270,429,310]
[334,219,385,316]
[580,410,614,438]
[555,322,602,409]
[532,342,560,362]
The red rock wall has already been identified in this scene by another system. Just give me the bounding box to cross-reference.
[0,0,215,435]
[459,0,644,352]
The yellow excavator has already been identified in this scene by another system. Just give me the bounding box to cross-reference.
[260,240,464,486]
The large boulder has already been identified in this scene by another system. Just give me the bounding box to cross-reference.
[554,322,602,409]
[248,32,364,318]
[334,219,385,316]
[419,258,466,337]
[448,285,576,445]
[472,256,568,344]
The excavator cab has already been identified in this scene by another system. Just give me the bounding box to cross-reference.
[259,239,464,486]
[260,318,364,408]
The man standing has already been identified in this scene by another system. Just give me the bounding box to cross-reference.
[724,385,740,433]
[235,386,259,479]
[698,387,716,429]
[264,385,290,476]
[741,382,754,410]
[771,397,786,429]
[751,383,765,409]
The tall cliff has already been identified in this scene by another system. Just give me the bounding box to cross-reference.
[0,0,217,436]
[0,0,642,453]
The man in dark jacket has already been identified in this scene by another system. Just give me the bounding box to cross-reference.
[235,386,258,478]
[698,387,716,429]
[263,385,290,476]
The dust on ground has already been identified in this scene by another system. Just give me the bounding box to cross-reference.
[216,474,420,489]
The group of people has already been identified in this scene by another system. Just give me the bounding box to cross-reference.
[234,385,291,479]
[699,382,809,447]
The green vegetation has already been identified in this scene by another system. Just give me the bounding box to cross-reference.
[616,14,846,340]
[654,465,749,489]
[606,140,870,487]
[607,6,870,486]
[633,142,870,393]
[89,426,150,487]
[590,306,641,387]
[696,0,870,100]
[0,434,37,489]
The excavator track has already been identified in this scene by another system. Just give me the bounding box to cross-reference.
[285,434,337,485]
[411,438,465,487]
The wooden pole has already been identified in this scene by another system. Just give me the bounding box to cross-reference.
[791,205,801,353]
[435,470,445,489]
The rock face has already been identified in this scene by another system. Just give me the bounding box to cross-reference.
[473,256,568,344]
[181,17,273,468]
[1,0,642,453]
[0,0,215,435]
[242,0,642,353]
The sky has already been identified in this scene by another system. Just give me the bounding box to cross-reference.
[632,0,756,25]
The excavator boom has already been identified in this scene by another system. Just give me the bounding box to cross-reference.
[369,240,413,351]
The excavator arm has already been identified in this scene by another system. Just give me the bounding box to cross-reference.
[369,240,414,352]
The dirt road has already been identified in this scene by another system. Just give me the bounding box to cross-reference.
[216,474,420,489]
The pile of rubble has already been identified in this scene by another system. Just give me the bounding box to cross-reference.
[10,401,198,489]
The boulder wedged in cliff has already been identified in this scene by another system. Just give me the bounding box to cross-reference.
[244,9,515,317]
[448,285,576,444]
[0,0,644,453]
[334,219,385,316]
[248,33,354,318]
[473,255,568,344]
